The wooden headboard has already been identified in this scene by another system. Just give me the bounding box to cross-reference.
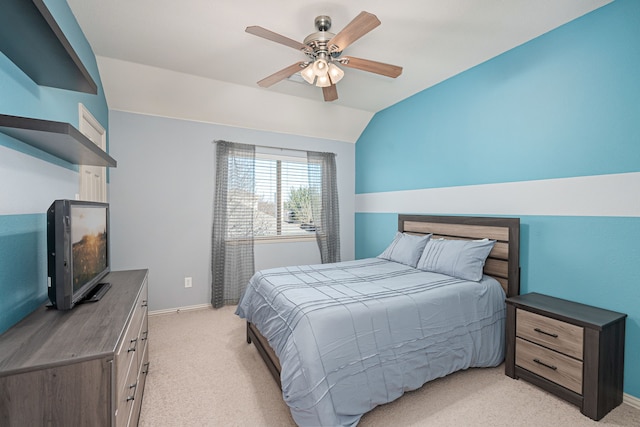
[398,215,520,297]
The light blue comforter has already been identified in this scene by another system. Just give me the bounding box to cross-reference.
[236,258,506,426]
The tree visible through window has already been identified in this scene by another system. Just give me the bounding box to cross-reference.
[252,155,319,238]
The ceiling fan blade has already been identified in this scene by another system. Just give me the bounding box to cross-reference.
[323,84,338,102]
[340,56,403,78]
[328,11,381,53]
[258,62,307,88]
[246,26,310,52]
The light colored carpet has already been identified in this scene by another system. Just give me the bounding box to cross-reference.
[139,306,640,426]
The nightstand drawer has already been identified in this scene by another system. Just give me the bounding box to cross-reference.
[516,337,582,394]
[516,309,583,359]
[506,293,627,421]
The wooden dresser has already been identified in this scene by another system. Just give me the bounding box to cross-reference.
[505,293,626,420]
[0,269,149,426]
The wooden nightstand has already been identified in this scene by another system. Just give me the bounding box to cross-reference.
[505,293,626,421]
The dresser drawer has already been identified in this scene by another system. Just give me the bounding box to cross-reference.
[137,314,148,369]
[115,305,143,395]
[129,343,149,427]
[516,309,583,359]
[516,337,583,394]
[115,354,139,427]
[115,280,147,390]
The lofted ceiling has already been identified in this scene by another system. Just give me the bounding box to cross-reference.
[67,0,612,142]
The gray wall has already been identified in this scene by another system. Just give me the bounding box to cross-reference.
[108,110,355,312]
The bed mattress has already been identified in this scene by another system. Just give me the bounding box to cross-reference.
[236,258,506,426]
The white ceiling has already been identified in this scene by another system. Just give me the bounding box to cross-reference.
[67,0,612,142]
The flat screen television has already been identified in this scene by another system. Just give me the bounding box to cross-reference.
[47,199,110,310]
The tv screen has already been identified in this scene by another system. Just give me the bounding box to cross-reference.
[70,205,108,293]
[47,200,110,310]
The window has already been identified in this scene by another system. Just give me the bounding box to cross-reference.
[212,141,341,307]
[252,152,317,239]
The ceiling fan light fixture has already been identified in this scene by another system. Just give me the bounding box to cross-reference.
[246,11,402,101]
[315,73,331,88]
[312,57,328,77]
[300,64,316,84]
[328,63,344,84]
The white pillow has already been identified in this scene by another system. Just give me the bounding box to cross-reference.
[378,232,431,267]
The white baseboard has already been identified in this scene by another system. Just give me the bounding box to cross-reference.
[624,393,640,410]
[149,303,211,316]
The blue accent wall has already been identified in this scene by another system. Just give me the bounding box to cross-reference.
[0,0,108,334]
[0,1,107,130]
[357,1,640,194]
[0,215,48,330]
[355,0,640,398]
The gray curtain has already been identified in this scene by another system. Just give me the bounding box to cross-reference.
[211,141,255,308]
[307,151,340,263]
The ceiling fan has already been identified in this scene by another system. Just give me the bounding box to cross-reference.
[246,11,403,102]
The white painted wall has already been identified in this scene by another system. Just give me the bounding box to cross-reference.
[255,240,321,271]
[97,56,373,144]
[108,110,355,311]
[0,145,78,215]
[356,172,640,217]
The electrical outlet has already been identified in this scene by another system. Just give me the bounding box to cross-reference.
[184,277,192,288]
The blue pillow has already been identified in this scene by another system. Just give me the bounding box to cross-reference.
[378,232,431,267]
[416,238,495,281]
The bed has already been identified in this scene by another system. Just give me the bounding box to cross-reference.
[236,214,520,426]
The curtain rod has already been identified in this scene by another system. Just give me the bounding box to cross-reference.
[213,140,336,157]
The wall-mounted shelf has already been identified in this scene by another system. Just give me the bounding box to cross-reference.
[0,0,98,94]
[0,114,117,167]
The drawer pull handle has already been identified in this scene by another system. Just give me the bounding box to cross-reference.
[126,382,138,401]
[141,299,148,307]
[128,338,138,352]
[533,358,557,371]
[534,328,558,338]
